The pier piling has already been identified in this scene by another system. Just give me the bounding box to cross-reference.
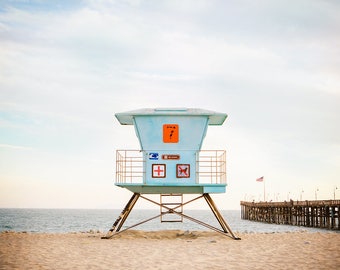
[240,200,340,230]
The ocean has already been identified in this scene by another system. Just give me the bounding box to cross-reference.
[0,208,331,234]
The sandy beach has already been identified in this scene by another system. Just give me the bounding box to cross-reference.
[0,230,339,269]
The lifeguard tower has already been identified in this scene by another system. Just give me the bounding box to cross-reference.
[103,108,240,240]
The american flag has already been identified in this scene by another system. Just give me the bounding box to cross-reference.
[256,176,264,182]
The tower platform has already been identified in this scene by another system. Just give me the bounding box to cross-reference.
[115,183,226,194]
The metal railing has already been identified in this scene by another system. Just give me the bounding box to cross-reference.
[115,150,226,185]
[196,150,226,184]
[115,150,145,184]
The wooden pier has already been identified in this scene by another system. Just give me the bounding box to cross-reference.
[240,200,340,230]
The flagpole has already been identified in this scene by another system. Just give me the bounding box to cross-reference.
[263,178,266,201]
[256,176,265,201]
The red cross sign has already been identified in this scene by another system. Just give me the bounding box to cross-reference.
[152,164,166,178]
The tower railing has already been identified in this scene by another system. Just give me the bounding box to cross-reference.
[115,150,145,184]
[115,150,226,185]
[196,150,226,184]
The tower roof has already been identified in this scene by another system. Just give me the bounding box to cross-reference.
[115,108,227,125]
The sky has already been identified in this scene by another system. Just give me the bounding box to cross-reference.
[0,0,339,210]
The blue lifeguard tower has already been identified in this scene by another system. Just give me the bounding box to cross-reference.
[103,108,240,239]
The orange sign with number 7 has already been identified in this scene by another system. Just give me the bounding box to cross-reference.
[163,124,179,143]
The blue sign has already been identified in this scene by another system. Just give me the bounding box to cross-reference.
[149,153,159,160]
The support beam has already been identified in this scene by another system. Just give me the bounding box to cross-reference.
[203,193,240,240]
[102,193,140,239]
[103,193,241,240]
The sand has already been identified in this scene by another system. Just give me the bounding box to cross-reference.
[0,230,339,269]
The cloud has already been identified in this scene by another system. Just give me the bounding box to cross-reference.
[0,0,339,208]
[0,143,33,150]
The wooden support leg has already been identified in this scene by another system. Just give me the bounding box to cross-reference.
[203,193,241,240]
[101,193,140,239]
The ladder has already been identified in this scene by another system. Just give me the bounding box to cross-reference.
[160,194,183,222]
